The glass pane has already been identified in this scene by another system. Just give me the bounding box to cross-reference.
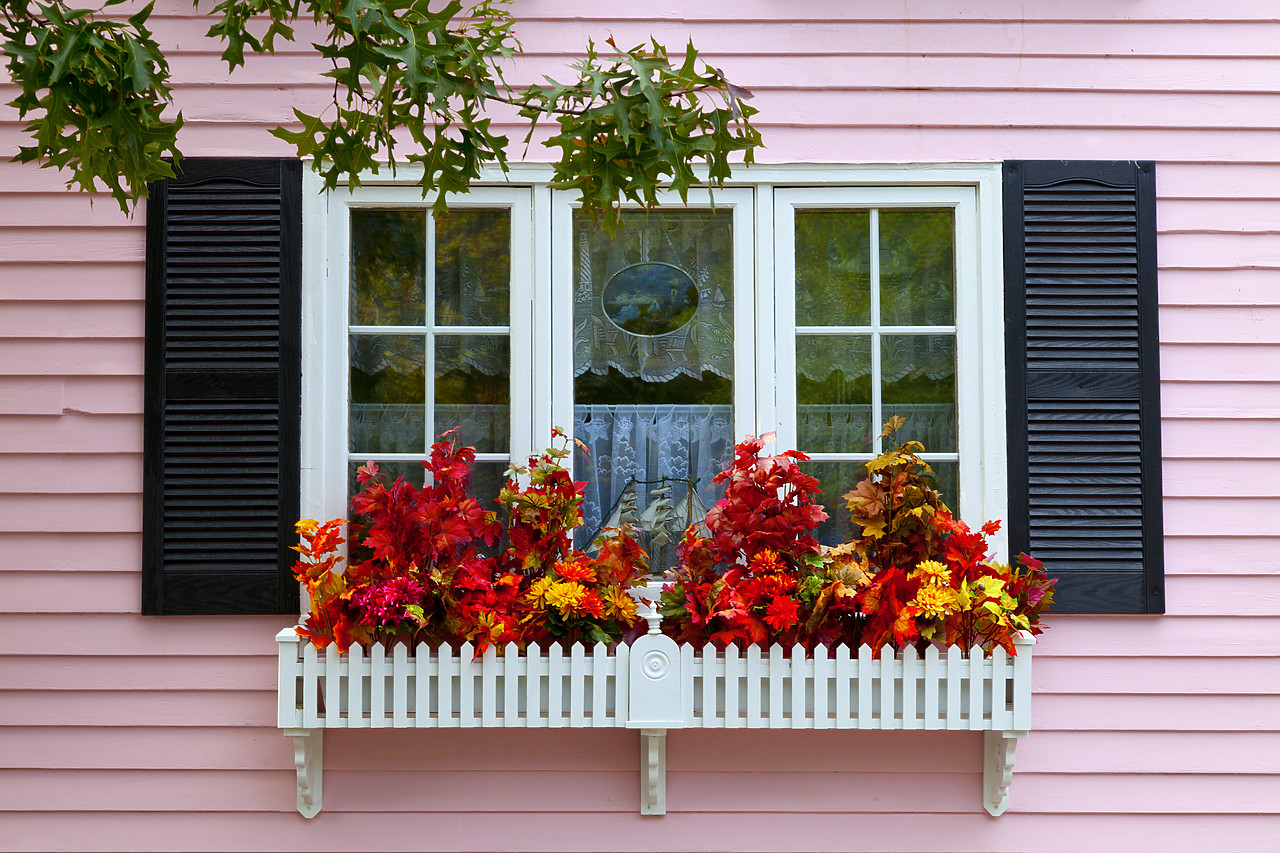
[879,208,955,326]
[348,459,425,496]
[881,334,956,453]
[796,335,872,453]
[471,461,510,515]
[349,334,425,453]
[434,208,511,326]
[795,209,871,326]
[350,209,426,326]
[435,335,509,454]
[804,460,870,547]
[572,209,735,548]
[927,460,958,513]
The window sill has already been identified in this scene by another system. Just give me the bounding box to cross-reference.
[277,625,1034,818]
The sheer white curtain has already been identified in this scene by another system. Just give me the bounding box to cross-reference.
[573,404,733,541]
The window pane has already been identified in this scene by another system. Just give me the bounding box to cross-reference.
[879,208,955,326]
[794,209,871,326]
[435,335,509,453]
[350,210,426,326]
[434,208,511,326]
[928,459,958,512]
[803,460,870,547]
[796,335,873,453]
[571,209,735,554]
[348,459,425,495]
[349,334,425,453]
[881,334,956,452]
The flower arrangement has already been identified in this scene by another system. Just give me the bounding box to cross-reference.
[291,429,646,652]
[660,419,1055,655]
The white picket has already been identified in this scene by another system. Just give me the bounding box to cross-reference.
[458,642,476,727]
[834,645,851,726]
[591,643,607,726]
[922,645,939,728]
[967,647,983,729]
[790,645,805,729]
[723,644,740,728]
[745,645,762,726]
[901,645,918,729]
[878,646,895,730]
[346,644,365,727]
[479,645,497,727]
[698,644,714,727]
[524,643,542,727]
[391,643,408,726]
[616,642,631,727]
[547,643,563,727]
[944,645,961,729]
[569,643,586,726]
[436,645,453,727]
[812,644,829,729]
[302,641,320,728]
[857,645,873,729]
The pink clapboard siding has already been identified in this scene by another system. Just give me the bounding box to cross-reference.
[2,1,1279,851]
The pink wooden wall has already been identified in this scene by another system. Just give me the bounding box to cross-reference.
[3,1,1278,850]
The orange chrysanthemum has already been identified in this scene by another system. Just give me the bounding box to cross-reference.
[763,595,800,631]
[749,549,785,574]
[555,558,597,584]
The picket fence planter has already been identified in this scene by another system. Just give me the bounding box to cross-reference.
[278,621,1034,818]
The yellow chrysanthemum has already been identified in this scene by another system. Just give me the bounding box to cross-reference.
[526,576,555,608]
[545,580,587,616]
[910,584,961,620]
[604,585,638,624]
[911,559,951,587]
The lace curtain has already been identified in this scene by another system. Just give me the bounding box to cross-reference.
[573,211,734,383]
[573,404,734,543]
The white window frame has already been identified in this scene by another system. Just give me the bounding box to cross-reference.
[302,163,1007,556]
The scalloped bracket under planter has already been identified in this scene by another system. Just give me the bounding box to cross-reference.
[277,627,1034,818]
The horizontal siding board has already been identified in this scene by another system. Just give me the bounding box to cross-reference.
[0,454,142,493]
[0,727,293,771]
[0,533,142,570]
[0,302,142,338]
[0,340,142,377]
[1033,656,1280,695]
[1019,731,1280,774]
[10,767,1275,816]
[0,690,277,727]
[1162,382,1280,419]
[1,812,1278,853]
[1,654,277,690]
[0,615,292,656]
[3,572,141,613]
[1162,419,1280,456]
[0,378,63,415]
[1035,694,1280,732]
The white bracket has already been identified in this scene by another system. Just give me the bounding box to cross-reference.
[639,729,667,815]
[285,728,323,818]
[983,730,1024,816]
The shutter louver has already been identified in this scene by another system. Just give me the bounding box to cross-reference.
[1004,161,1164,614]
[143,159,301,615]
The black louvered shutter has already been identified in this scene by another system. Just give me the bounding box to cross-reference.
[1004,161,1164,614]
[143,158,301,614]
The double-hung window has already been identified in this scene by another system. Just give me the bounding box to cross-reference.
[142,159,1162,615]
[305,171,1006,560]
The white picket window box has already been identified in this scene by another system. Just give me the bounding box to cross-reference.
[277,621,1034,818]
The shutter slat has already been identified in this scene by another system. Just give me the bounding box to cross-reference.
[143,158,301,615]
[1004,161,1164,615]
